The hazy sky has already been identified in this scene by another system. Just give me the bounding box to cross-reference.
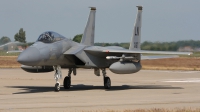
[0,0,199,43]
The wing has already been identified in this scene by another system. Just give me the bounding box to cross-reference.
[102,49,192,55]
[141,55,179,60]
[84,47,192,55]
[63,45,85,55]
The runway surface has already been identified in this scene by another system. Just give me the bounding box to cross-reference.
[0,69,200,111]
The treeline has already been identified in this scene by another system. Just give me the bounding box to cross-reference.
[1,31,200,52]
[95,43,130,49]
[73,34,199,51]
[94,40,200,51]
[0,28,26,46]
[141,41,178,51]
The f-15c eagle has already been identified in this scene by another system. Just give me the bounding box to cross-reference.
[16,6,191,91]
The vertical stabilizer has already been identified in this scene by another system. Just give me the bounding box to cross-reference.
[129,6,142,50]
[80,7,96,46]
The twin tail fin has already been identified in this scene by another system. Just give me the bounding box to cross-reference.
[80,7,96,46]
[129,6,143,50]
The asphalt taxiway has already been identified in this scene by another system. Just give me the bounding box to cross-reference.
[0,69,200,111]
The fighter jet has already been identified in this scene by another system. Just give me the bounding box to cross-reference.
[17,6,192,91]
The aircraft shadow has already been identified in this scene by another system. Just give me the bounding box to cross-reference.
[7,84,183,94]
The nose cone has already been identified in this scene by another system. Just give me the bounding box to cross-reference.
[17,47,40,65]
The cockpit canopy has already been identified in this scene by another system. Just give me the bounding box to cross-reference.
[37,31,66,43]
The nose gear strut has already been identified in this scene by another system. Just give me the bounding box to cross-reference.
[53,65,62,92]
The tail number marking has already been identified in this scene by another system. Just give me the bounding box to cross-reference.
[134,42,138,48]
[135,27,139,36]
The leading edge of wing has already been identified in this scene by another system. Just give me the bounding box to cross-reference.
[141,55,179,60]
[103,49,192,55]
[64,45,86,55]
[85,48,192,55]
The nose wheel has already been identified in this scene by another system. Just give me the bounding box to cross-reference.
[55,82,60,91]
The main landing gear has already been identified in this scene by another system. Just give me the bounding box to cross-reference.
[53,66,111,91]
[102,68,111,89]
[63,68,76,89]
[63,76,71,89]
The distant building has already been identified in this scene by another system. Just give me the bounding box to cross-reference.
[194,47,200,52]
[17,46,24,50]
[7,44,17,51]
[178,46,194,52]
[0,43,26,51]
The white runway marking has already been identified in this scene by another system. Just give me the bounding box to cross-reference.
[163,78,200,83]
[143,70,200,74]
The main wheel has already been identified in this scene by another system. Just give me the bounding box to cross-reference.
[63,76,71,89]
[55,83,60,92]
[104,77,111,89]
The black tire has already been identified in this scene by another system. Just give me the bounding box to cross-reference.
[104,77,111,89]
[55,83,60,92]
[63,76,71,89]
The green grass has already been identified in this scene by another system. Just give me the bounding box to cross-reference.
[0,51,20,56]
[180,52,200,57]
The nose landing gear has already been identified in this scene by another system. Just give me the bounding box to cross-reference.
[54,65,62,92]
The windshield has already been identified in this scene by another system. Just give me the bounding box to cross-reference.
[37,31,66,43]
